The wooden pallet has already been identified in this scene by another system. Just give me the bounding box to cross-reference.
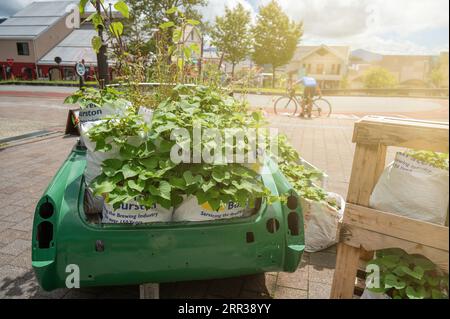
[330,116,449,299]
[140,283,159,299]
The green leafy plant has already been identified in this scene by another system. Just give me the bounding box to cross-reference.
[272,134,335,207]
[405,150,449,170]
[63,86,126,108]
[367,248,449,299]
[89,85,270,211]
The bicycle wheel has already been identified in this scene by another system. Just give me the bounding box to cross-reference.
[274,96,298,116]
[312,97,332,117]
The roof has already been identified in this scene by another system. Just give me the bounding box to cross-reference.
[0,1,75,39]
[292,45,350,62]
[38,29,98,65]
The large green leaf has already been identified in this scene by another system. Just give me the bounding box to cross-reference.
[384,274,406,290]
[183,171,202,186]
[405,286,427,299]
[114,0,129,18]
[91,35,102,53]
[109,21,124,37]
[159,181,172,200]
[159,21,175,29]
[128,179,144,192]
[92,179,115,196]
[121,163,140,179]
[400,265,425,280]
[140,157,159,170]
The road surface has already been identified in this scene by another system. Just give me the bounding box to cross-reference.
[0,85,448,139]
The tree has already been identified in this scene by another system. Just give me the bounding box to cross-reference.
[124,0,206,53]
[430,67,444,88]
[363,67,397,89]
[252,0,302,87]
[210,4,252,79]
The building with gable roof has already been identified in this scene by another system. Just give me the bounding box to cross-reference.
[0,1,75,80]
[286,44,350,89]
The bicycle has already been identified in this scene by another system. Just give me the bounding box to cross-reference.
[273,89,332,117]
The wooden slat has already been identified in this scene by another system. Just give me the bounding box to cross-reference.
[340,225,449,272]
[352,116,449,153]
[330,243,361,299]
[344,204,449,251]
[347,143,386,206]
[140,283,159,299]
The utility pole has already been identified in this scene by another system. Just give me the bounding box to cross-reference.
[95,0,109,88]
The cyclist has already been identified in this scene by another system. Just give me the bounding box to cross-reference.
[294,76,321,118]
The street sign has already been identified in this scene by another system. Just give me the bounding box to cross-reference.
[75,62,86,77]
[6,58,14,66]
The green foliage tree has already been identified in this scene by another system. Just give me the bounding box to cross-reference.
[252,0,303,87]
[124,0,206,54]
[430,67,444,88]
[363,66,397,89]
[210,4,252,79]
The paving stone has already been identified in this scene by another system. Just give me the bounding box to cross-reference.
[170,280,210,299]
[241,273,277,296]
[2,212,30,223]
[31,287,70,299]
[206,277,245,298]
[238,289,272,299]
[273,286,308,299]
[308,282,332,299]
[309,266,335,285]
[0,229,31,246]
[276,263,309,290]
[0,265,34,298]
[0,221,15,232]
[309,251,336,268]
[0,253,12,266]
[11,218,33,232]
[0,239,30,256]
[8,249,32,269]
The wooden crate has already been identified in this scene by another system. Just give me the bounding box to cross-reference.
[330,116,449,299]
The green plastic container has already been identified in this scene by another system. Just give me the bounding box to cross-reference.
[32,144,305,291]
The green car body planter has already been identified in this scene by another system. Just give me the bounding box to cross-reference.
[32,143,305,291]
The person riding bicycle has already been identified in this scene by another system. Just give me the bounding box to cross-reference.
[294,76,321,118]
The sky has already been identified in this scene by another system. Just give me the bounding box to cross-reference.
[1,0,448,55]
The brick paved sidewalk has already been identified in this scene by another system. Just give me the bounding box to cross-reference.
[0,116,374,299]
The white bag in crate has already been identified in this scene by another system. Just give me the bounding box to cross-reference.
[79,100,130,185]
[369,152,449,225]
[360,288,391,299]
[301,192,345,252]
[102,201,173,224]
[173,195,253,222]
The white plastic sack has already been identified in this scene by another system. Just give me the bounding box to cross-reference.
[78,100,130,152]
[302,192,345,252]
[369,152,449,225]
[172,195,254,222]
[102,201,173,224]
[78,101,129,185]
[360,288,391,299]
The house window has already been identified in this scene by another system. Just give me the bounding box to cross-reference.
[16,42,30,56]
[336,64,341,75]
[331,64,336,74]
[307,64,311,73]
[190,31,194,41]
[317,64,324,74]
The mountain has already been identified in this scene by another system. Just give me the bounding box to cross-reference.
[351,49,383,63]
